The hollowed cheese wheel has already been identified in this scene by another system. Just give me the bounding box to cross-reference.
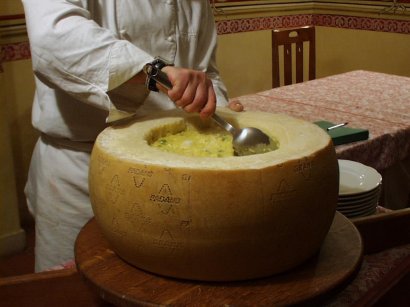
[89,108,339,281]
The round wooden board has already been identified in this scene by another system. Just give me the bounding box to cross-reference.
[75,212,363,306]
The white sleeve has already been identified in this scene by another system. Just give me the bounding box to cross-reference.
[201,3,228,107]
[22,0,153,111]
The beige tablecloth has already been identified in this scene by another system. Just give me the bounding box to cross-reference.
[233,70,410,209]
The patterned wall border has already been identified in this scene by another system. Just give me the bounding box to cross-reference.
[314,14,410,33]
[216,14,314,34]
[1,41,30,61]
[0,41,30,71]
[216,13,410,34]
[1,13,409,66]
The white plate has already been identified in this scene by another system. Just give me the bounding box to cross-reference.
[339,207,377,218]
[338,160,382,196]
[338,189,381,205]
[338,192,379,204]
[338,185,381,201]
[338,195,378,208]
[337,199,378,213]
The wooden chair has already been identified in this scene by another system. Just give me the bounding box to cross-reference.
[271,26,316,88]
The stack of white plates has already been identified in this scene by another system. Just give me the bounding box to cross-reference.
[337,159,382,218]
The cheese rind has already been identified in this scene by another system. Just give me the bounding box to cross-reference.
[89,108,339,281]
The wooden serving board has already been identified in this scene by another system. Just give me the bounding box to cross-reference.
[75,212,363,306]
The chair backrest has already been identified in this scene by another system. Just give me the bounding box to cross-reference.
[271,26,316,88]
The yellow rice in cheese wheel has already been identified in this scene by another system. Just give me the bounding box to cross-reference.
[151,125,235,157]
[150,124,279,157]
[89,107,339,281]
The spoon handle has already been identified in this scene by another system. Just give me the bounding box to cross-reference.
[210,113,236,134]
[143,64,236,134]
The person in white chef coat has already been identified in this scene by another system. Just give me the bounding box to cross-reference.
[22,0,243,272]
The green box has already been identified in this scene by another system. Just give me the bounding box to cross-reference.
[314,121,369,146]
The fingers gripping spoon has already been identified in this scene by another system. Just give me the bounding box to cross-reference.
[143,64,272,156]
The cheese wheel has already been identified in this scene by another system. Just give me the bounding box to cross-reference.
[89,108,339,281]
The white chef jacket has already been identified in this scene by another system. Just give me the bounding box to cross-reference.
[24,0,228,141]
[22,0,228,271]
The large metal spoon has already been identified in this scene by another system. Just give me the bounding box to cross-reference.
[143,64,271,155]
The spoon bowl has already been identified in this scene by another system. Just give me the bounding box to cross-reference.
[211,113,271,155]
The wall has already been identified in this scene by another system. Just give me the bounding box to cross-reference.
[0,0,23,15]
[317,27,410,78]
[0,0,28,256]
[0,65,26,256]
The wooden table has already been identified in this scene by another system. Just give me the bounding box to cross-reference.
[233,70,410,209]
[73,213,362,306]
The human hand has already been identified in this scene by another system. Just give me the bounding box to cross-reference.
[159,66,216,119]
[228,100,244,112]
